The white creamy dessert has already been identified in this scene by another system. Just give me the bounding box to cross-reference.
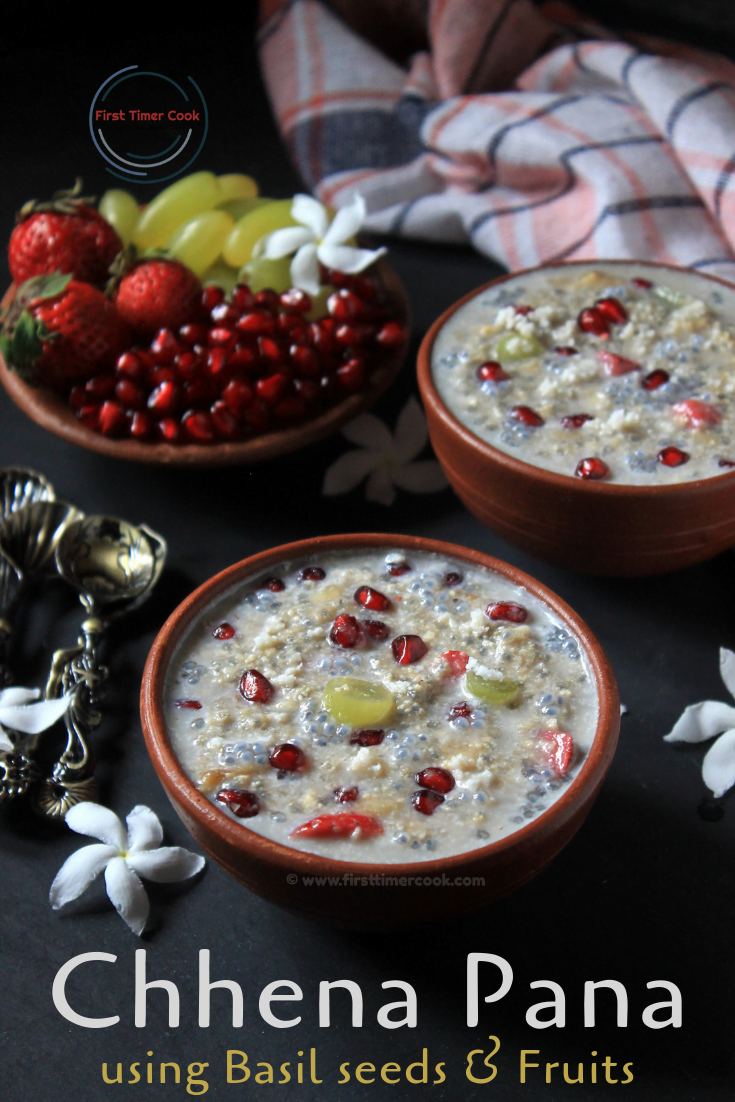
[432,264,735,484]
[165,548,598,863]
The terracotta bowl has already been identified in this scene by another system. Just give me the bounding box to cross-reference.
[141,533,620,929]
[417,260,735,576]
[0,259,408,466]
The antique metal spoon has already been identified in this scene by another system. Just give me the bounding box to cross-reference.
[0,500,85,800]
[35,515,167,818]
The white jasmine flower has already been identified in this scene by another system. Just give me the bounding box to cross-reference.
[50,803,205,936]
[262,193,386,295]
[0,686,74,752]
[322,397,448,507]
[664,648,735,797]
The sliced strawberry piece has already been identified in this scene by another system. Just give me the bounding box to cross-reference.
[442,650,469,677]
[539,730,574,776]
[290,813,383,838]
[596,350,640,376]
[672,399,722,428]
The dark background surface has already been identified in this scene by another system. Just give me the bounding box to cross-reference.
[1,4,734,1099]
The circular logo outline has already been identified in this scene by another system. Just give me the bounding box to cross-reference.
[89,66,208,185]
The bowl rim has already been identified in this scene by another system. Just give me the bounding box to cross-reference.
[141,532,620,876]
[417,258,735,496]
[0,258,408,467]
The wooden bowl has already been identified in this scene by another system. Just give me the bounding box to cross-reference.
[417,260,735,576]
[0,260,408,466]
[140,533,620,929]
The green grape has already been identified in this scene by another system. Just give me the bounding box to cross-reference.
[222,199,297,267]
[133,171,221,250]
[323,678,395,726]
[218,196,271,221]
[166,210,234,277]
[238,255,292,294]
[653,285,687,308]
[465,670,521,705]
[201,260,240,295]
[99,189,139,246]
[496,332,545,361]
[217,173,258,202]
[306,284,335,320]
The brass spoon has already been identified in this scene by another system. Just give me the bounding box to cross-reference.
[36,515,167,818]
[0,501,85,800]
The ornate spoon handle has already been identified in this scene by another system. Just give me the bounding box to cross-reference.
[35,615,108,819]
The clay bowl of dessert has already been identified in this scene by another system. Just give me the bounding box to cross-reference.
[417,260,735,576]
[0,259,408,466]
[141,533,619,930]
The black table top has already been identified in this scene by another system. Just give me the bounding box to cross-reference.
[2,10,734,1101]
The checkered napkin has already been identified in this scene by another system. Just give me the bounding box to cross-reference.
[258,0,735,282]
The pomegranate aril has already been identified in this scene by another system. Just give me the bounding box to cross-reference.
[353,273,378,301]
[509,405,544,427]
[85,374,116,400]
[179,322,209,347]
[201,286,225,311]
[147,365,177,387]
[115,378,146,410]
[718,458,735,468]
[150,328,181,364]
[77,404,101,431]
[259,336,286,365]
[375,321,406,348]
[449,701,472,720]
[658,445,689,467]
[129,411,153,439]
[290,344,320,376]
[354,585,392,612]
[328,289,365,320]
[68,385,86,411]
[260,577,285,592]
[210,302,239,326]
[299,566,326,581]
[412,789,444,816]
[148,380,181,413]
[478,361,509,383]
[631,277,653,289]
[514,304,534,315]
[311,319,338,355]
[208,326,236,348]
[175,350,203,381]
[577,307,609,336]
[183,377,212,406]
[277,313,309,338]
[444,571,463,586]
[236,311,276,338]
[336,359,365,392]
[335,322,374,347]
[116,350,145,379]
[239,668,274,703]
[392,634,428,665]
[575,456,610,480]
[554,346,578,356]
[416,766,455,794]
[387,561,411,576]
[211,402,239,440]
[290,812,383,838]
[350,729,385,747]
[442,650,469,676]
[486,602,527,623]
[329,614,363,648]
[216,788,260,818]
[269,743,306,771]
[228,345,258,371]
[597,350,640,376]
[672,399,722,427]
[99,400,126,437]
[183,410,215,443]
[231,284,255,312]
[206,347,230,381]
[561,413,593,428]
[293,378,320,402]
[280,287,312,314]
[256,373,289,405]
[362,619,389,641]
[176,699,202,709]
[642,369,669,390]
[254,289,281,313]
[334,786,359,803]
[156,416,182,443]
[223,379,254,417]
[595,296,628,323]
[212,621,235,640]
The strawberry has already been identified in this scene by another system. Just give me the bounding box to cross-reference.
[8,180,122,287]
[0,273,132,390]
[113,258,202,336]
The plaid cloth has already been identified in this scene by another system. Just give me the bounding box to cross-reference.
[258,0,735,282]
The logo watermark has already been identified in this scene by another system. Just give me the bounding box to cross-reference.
[89,66,208,185]
[286,872,485,888]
